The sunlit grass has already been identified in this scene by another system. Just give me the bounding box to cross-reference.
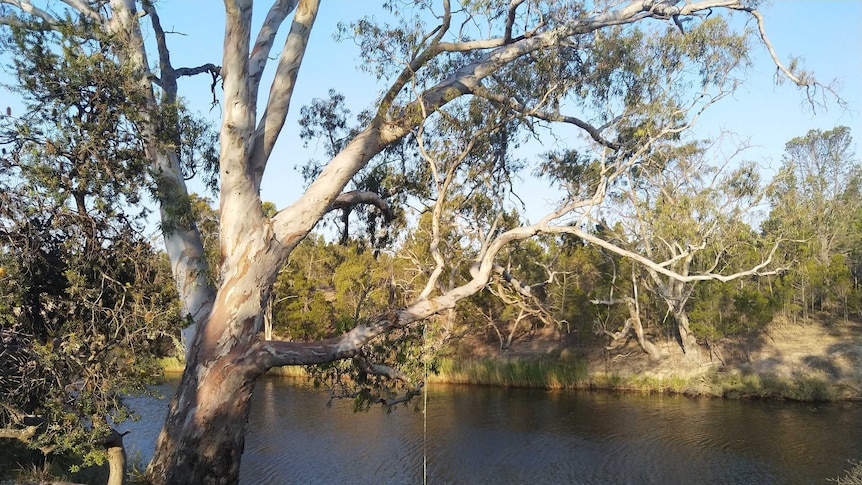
[590,373,692,395]
[266,365,309,377]
[160,354,842,401]
[432,357,590,389]
[702,372,835,401]
[157,356,185,374]
[158,357,310,378]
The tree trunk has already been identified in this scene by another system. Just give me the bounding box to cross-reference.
[630,314,662,360]
[104,430,128,485]
[147,347,261,485]
[504,310,527,350]
[147,238,277,485]
[674,310,700,361]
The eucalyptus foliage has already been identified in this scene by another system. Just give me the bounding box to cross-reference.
[0,23,201,464]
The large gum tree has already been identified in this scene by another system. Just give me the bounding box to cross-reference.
[0,1,831,483]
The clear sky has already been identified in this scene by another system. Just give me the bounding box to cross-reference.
[151,1,862,221]
[1,1,860,225]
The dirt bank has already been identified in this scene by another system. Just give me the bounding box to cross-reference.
[594,318,862,399]
[471,317,862,400]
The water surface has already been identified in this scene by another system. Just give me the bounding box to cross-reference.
[124,377,862,484]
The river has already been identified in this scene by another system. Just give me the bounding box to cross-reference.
[124,376,862,484]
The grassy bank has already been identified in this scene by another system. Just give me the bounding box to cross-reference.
[431,356,851,401]
[588,371,841,401]
[430,356,590,389]
[159,356,853,401]
[158,357,308,378]
[700,372,840,401]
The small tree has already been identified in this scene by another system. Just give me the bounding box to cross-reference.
[602,138,781,358]
[0,28,184,471]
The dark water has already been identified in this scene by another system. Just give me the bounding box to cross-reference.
[124,377,862,484]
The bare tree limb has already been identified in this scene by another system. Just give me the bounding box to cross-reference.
[61,0,104,26]
[0,0,57,25]
[570,226,784,283]
[327,190,392,220]
[248,0,299,108]
[142,0,177,103]
[0,404,44,444]
[173,63,221,79]
[249,0,319,189]
[503,0,526,43]
[273,0,748,249]
[731,5,845,111]
[0,423,40,442]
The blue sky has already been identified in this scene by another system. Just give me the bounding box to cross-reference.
[153,1,862,221]
[1,1,860,224]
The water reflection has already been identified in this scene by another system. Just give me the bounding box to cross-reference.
[124,377,862,484]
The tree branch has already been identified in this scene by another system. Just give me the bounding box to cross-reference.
[142,0,178,104]
[568,226,785,283]
[174,63,222,105]
[353,354,410,383]
[376,0,451,119]
[0,0,58,25]
[327,190,392,220]
[472,85,620,150]
[503,0,526,43]
[0,423,40,442]
[0,404,43,444]
[174,63,222,78]
[249,0,319,189]
[273,0,744,249]
[731,5,845,111]
[61,0,104,26]
[248,0,299,108]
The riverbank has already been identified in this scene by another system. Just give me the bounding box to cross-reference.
[435,316,862,401]
[596,316,862,401]
[159,317,862,402]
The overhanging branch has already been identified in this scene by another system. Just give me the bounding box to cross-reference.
[731,5,846,112]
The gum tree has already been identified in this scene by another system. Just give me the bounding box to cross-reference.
[604,138,781,358]
[765,127,861,319]
[0,1,830,483]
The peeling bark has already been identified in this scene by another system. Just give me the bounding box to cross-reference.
[147,349,259,485]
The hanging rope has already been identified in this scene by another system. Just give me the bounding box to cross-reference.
[422,319,428,485]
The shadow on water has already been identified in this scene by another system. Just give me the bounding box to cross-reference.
[124,377,862,484]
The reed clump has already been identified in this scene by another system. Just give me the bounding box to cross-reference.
[431,357,590,389]
[701,372,835,401]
